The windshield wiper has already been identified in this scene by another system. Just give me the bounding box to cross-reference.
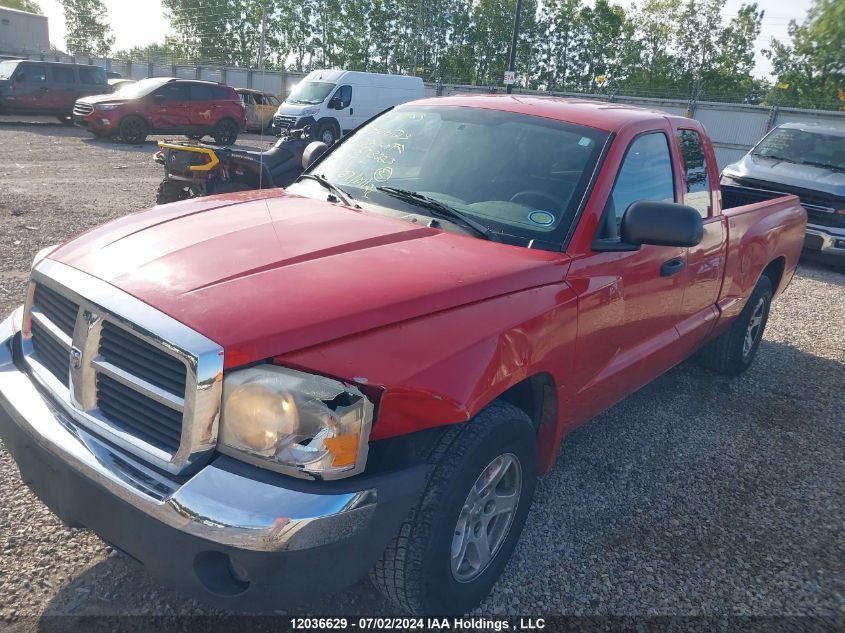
[298,174,360,208]
[799,160,845,173]
[376,187,500,242]
[755,153,800,164]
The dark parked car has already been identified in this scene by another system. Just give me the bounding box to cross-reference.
[0,60,108,122]
[721,122,845,265]
[73,76,247,145]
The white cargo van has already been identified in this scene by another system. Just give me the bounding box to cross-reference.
[273,69,425,144]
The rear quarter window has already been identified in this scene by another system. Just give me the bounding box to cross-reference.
[78,66,106,85]
[51,66,77,84]
[212,86,234,100]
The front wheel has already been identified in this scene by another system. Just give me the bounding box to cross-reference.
[119,116,148,145]
[212,119,239,145]
[317,122,337,145]
[371,401,537,615]
[699,275,772,375]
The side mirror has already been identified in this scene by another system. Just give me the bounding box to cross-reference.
[302,141,329,170]
[328,97,342,110]
[621,200,703,247]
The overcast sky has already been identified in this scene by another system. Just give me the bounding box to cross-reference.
[35,0,814,78]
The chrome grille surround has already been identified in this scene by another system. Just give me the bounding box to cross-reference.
[22,259,224,475]
[73,102,94,116]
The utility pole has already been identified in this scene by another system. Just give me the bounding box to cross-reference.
[506,0,523,94]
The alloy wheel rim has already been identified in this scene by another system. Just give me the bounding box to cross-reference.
[322,130,334,144]
[450,453,522,583]
[743,297,766,358]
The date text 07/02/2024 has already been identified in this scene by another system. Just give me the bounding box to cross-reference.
[288,618,547,630]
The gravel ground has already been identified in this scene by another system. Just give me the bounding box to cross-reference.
[0,119,843,630]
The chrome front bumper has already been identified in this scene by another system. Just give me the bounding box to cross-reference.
[0,307,376,553]
[805,224,845,257]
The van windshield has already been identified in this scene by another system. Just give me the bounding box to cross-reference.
[308,105,609,244]
[0,61,20,80]
[286,81,335,105]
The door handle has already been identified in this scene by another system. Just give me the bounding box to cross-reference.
[660,257,685,277]
[349,107,353,115]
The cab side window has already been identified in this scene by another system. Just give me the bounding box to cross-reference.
[677,129,711,218]
[154,83,189,102]
[334,85,352,109]
[599,132,675,238]
[189,83,214,102]
[17,64,47,83]
[78,66,105,85]
[51,66,76,84]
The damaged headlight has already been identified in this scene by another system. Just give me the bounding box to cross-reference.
[218,365,375,480]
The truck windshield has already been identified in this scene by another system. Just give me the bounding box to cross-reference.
[286,81,335,105]
[309,105,609,243]
[754,128,845,172]
[0,61,19,80]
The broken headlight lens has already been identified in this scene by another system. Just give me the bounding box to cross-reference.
[218,365,374,480]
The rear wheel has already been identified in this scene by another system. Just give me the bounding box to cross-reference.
[156,180,199,205]
[699,275,772,375]
[119,116,148,145]
[371,401,537,615]
[212,119,239,145]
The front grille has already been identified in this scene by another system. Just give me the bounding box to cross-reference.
[73,102,94,116]
[99,321,187,396]
[23,262,224,474]
[274,114,297,129]
[30,320,70,386]
[732,175,843,229]
[34,284,77,336]
[96,374,183,453]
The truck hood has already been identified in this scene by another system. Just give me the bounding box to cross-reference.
[76,93,125,105]
[723,153,845,199]
[50,190,568,368]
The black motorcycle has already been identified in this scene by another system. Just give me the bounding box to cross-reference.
[154,119,319,205]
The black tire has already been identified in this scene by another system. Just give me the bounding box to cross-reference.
[317,122,338,145]
[187,134,204,141]
[699,275,772,375]
[118,115,148,144]
[209,180,253,195]
[212,118,239,145]
[56,115,73,125]
[156,180,196,205]
[371,401,537,615]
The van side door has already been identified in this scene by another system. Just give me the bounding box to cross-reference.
[329,84,353,135]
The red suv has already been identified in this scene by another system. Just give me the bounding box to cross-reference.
[73,77,246,145]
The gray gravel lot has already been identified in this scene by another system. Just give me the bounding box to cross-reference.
[0,118,843,629]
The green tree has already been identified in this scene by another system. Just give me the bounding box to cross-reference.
[61,0,114,57]
[705,3,766,102]
[766,0,845,110]
[0,0,42,13]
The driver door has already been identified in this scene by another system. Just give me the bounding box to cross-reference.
[568,129,690,422]
[149,82,191,131]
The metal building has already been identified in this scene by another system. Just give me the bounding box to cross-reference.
[0,7,50,56]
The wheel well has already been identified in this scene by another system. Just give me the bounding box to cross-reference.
[761,257,786,294]
[497,373,556,434]
[317,117,340,137]
[215,116,237,128]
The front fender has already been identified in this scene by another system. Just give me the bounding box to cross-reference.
[279,282,578,446]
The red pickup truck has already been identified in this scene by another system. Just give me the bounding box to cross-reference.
[0,96,806,615]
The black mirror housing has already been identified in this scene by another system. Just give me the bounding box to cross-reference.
[621,201,703,247]
[302,141,329,170]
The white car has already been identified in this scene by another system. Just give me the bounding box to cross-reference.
[273,69,425,144]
